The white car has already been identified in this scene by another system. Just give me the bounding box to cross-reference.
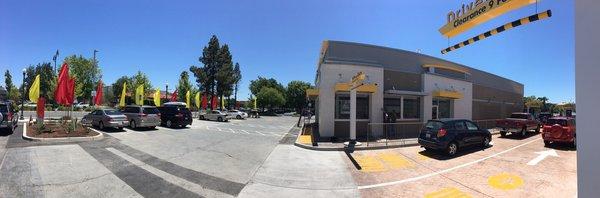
[74,102,90,109]
[226,110,248,119]
[199,110,229,122]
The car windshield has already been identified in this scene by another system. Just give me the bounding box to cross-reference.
[143,108,160,114]
[547,119,568,126]
[424,121,444,131]
[104,110,122,115]
[509,114,529,119]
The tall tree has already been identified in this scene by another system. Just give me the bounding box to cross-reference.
[65,55,101,103]
[197,35,221,96]
[537,96,549,112]
[286,81,312,113]
[249,76,285,96]
[23,63,56,102]
[232,63,242,108]
[111,76,132,103]
[216,44,235,107]
[177,71,193,102]
[4,70,14,98]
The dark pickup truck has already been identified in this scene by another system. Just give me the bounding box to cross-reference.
[496,113,540,137]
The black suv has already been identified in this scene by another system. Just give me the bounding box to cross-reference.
[418,119,492,156]
[1,101,17,133]
[157,102,193,128]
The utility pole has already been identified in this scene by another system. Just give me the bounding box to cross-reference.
[52,50,59,73]
[20,68,26,120]
[165,82,169,101]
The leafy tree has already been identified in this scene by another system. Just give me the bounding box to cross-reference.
[194,35,221,96]
[65,55,101,103]
[256,87,285,109]
[232,63,242,107]
[177,71,193,102]
[216,44,235,105]
[111,76,132,102]
[4,70,14,99]
[249,76,285,96]
[131,71,152,95]
[22,63,56,102]
[537,96,549,112]
[286,81,312,112]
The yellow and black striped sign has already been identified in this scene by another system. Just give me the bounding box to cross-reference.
[441,10,552,54]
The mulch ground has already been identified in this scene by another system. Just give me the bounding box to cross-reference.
[27,123,99,138]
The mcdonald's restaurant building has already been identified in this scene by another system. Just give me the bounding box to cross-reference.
[308,41,524,140]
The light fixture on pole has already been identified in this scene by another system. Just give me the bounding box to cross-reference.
[20,68,26,120]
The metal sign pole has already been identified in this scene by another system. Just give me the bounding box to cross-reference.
[350,88,357,144]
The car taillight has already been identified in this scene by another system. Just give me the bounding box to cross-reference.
[437,128,447,137]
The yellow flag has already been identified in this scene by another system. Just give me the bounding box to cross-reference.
[253,96,257,109]
[195,92,200,109]
[28,75,41,103]
[221,95,225,110]
[28,75,40,103]
[186,90,191,107]
[154,88,161,107]
[119,82,126,107]
[135,85,144,105]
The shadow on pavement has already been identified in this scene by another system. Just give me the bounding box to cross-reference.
[497,131,541,140]
[0,128,14,136]
[126,127,160,132]
[417,144,493,161]
[545,142,576,151]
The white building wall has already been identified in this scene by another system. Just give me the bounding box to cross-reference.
[317,63,384,137]
[423,74,473,121]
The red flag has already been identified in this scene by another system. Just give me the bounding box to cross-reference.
[211,95,217,109]
[54,63,69,105]
[36,97,45,119]
[201,94,207,109]
[66,77,75,105]
[94,80,103,105]
[170,90,178,102]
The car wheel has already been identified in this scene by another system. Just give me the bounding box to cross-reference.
[535,125,541,133]
[446,142,458,156]
[482,136,491,148]
[544,140,551,147]
[130,120,137,129]
[218,117,223,122]
[99,122,104,130]
[166,120,172,128]
[199,115,204,120]
[236,115,241,119]
[521,127,527,137]
[150,126,156,129]
[500,131,506,137]
[118,127,124,131]
[424,147,434,152]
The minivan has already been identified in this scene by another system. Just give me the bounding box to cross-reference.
[157,102,193,128]
[122,105,161,129]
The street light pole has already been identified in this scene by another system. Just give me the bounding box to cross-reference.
[20,68,26,120]
[165,83,169,101]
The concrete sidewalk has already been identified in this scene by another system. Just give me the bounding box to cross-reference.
[239,145,359,198]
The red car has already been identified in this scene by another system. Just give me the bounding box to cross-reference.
[496,113,540,137]
[542,117,576,148]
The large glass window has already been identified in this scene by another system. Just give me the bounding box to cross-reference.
[384,95,421,120]
[383,98,401,118]
[433,98,452,119]
[335,94,369,119]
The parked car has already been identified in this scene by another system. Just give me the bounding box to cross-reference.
[74,102,90,109]
[496,113,540,137]
[82,109,129,130]
[199,110,228,122]
[121,105,161,129]
[418,119,492,156]
[538,112,553,124]
[226,110,248,119]
[0,101,17,132]
[542,117,576,148]
[157,102,193,128]
[23,101,37,108]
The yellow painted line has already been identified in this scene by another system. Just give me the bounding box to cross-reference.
[425,187,472,198]
[377,152,413,169]
[417,152,430,161]
[354,155,387,172]
[488,172,524,190]
[298,135,312,144]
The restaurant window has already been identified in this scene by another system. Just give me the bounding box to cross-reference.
[335,94,369,119]
[384,95,421,120]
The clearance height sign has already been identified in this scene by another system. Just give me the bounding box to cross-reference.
[439,0,537,38]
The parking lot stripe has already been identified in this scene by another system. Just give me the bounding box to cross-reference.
[106,148,232,197]
[357,137,541,189]
[376,152,413,169]
[354,155,387,172]
[424,187,471,198]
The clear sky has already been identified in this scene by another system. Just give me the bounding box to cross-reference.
[0,0,574,103]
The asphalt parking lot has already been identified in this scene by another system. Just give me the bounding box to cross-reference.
[346,132,577,197]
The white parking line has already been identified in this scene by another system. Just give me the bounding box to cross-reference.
[251,130,265,136]
[357,137,542,190]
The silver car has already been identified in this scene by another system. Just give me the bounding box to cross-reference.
[122,105,161,129]
[226,110,248,119]
[83,109,129,130]
[200,110,228,122]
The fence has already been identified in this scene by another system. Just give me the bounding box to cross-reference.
[473,119,500,130]
[366,122,423,147]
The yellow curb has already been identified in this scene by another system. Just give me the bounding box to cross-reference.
[376,152,413,169]
[424,187,472,198]
[298,135,312,144]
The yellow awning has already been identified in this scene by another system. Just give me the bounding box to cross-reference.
[306,89,319,98]
[334,83,377,93]
[432,90,463,99]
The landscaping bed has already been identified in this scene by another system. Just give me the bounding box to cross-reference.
[26,121,99,138]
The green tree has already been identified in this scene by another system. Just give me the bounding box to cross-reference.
[216,44,235,106]
[23,63,56,102]
[249,76,285,96]
[111,76,132,103]
[177,71,193,102]
[4,70,14,99]
[286,81,312,112]
[257,87,286,109]
[192,35,221,96]
[537,96,549,112]
[65,55,101,103]
[131,71,152,95]
[232,63,242,107]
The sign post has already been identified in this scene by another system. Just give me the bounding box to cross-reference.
[346,72,366,146]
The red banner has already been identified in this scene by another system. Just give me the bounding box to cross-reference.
[201,94,207,109]
[36,97,45,119]
[94,80,103,105]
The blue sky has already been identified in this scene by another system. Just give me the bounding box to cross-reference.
[0,0,573,103]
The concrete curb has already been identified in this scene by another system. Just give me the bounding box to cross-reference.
[21,123,104,142]
[293,132,420,151]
